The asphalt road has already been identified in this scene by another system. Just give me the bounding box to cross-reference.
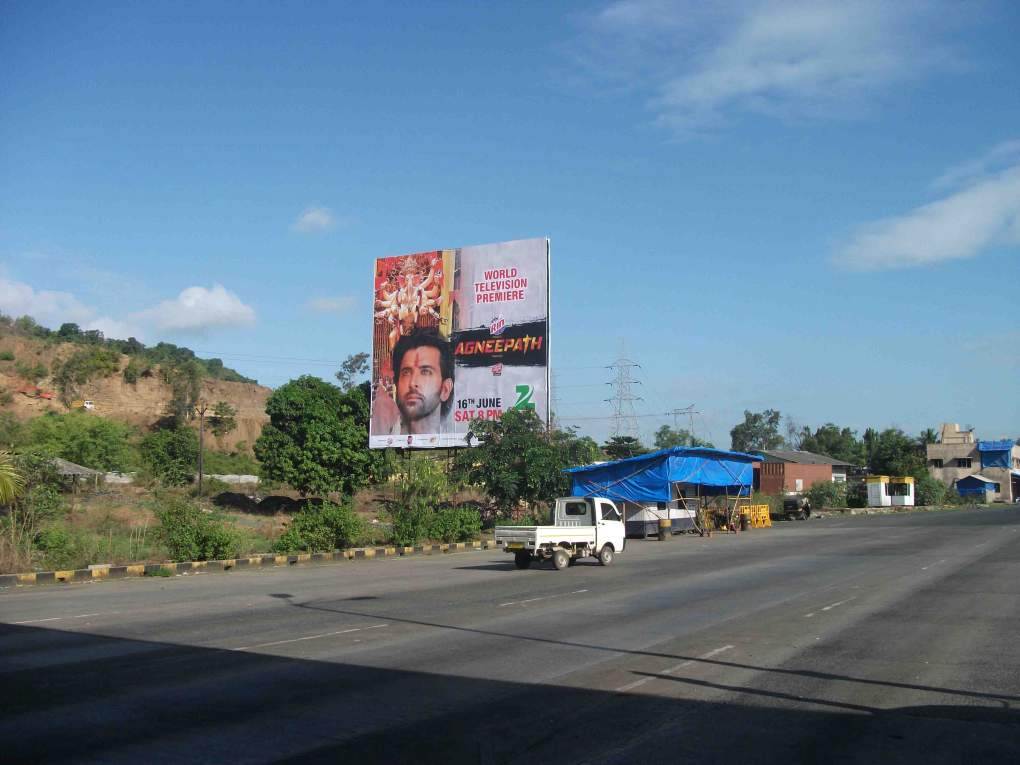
[2,507,1018,764]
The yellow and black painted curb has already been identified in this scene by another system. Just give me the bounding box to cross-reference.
[0,540,500,589]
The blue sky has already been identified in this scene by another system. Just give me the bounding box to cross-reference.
[2,0,1018,447]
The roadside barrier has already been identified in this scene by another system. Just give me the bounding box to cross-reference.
[0,540,502,589]
[740,504,772,528]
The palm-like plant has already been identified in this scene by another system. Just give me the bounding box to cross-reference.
[0,451,24,505]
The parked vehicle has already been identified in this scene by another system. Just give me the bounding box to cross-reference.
[781,494,812,520]
[494,496,626,570]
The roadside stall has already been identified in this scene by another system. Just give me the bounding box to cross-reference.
[564,447,759,537]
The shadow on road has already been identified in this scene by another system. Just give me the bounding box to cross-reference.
[3,621,1017,764]
[282,600,1020,707]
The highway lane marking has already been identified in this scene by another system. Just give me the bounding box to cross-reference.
[499,589,589,608]
[616,645,735,693]
[920,559,947,571]
[234,623,388,651]
[11,617,62,624]
[10,612,109,625]
[805,596,857,618]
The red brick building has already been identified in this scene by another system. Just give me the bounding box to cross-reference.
[754,450,851,494]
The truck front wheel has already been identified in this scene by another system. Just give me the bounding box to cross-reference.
[598,545,615,566]
[514,551,532,569]
[553,548,570,571]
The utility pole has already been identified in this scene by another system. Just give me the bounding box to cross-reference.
[196,399,208,494]
[605,349,643,440]
[668,404,701,443]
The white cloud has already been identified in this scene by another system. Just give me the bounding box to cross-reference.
[0,277,146,339]
[835,152,1020,271]
[0,278,95,326]
[305,296,357,314]
[580,0,959,134]
[292,206,337,233]
[133,285,256,332]
[932,139,1020,191]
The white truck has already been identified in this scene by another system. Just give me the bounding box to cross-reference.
[494,496,626,571]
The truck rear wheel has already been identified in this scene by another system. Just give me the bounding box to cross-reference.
[514,551,532,569]
[598,545,615,566]
[552,548,570,571]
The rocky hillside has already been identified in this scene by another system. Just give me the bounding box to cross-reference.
[0,334,270,451]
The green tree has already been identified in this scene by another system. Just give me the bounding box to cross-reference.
[141,427,200,486]
[24,412,136,471]
[335,352,370,392]
[868,428,925,477]
[602,435,648,460]
[917,428,939,447]
[653,425,712,449]
[453,409,589,515]
[51,346,121,401]
[122,356,153,384]
[3,454,63,570]
[14,315,50,338]
[254,375,381,496]
[57,322,82,340]
[162,359,204,424]
[551,427,601,468]
[730,409,784,453]
[209,401,238,438]
[798,423,866,465]
[0,451,24,505]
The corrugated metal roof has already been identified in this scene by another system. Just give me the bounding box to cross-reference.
[759,450,856,466]
[50,457,102,477]
[956,473,996,485]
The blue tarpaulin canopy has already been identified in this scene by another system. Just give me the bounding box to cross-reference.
[564,447,759,503]
[956,473,998,496]
[978,440,1013,469]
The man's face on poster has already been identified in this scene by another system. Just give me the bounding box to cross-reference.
[396,346,452,428]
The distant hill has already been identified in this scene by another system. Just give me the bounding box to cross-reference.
[0,315,270,450]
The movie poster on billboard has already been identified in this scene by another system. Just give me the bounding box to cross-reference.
[369,238,549,449]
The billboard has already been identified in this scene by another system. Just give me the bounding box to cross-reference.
[369,238,550,449]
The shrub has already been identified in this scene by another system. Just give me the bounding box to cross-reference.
[914,473,948,506]
[273,501,364,553]
[0,458,65,572]
[14,360,48,382]
[429,506,482,543]
[192,477,231,498]
[386,458,449,546]
[0,390,12,407]
[0,350,14,361]
[25,411,136,471]
[201,449,259,475]
[34,525,76,569]
[51,347,120,400]
[493,511,549,527]
[122,357,153,384]
[154,497,238,561]
[806,480,847,509]
[141,427,199,486]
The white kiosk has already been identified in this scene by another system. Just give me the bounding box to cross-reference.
[866,475,914,507]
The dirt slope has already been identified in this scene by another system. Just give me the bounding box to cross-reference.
[0,335,271,450]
